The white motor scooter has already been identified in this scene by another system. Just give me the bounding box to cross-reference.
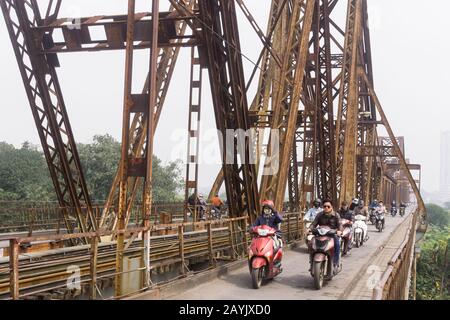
[353,214,369,248]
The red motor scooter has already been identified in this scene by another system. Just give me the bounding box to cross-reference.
[308,226,342,290]
[248,225,283,289]
[340,219,353,256]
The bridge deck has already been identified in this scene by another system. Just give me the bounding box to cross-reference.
[161,212,413,300]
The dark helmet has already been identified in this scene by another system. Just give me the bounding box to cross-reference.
[313,198,322,207]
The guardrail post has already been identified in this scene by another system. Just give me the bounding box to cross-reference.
[207,222,215,267]
[9,239,19,300]
[229,220,236,260]
[90,235,98,300]
[287,214,291,243]
[178,224,186,274]
[241,218,248,254]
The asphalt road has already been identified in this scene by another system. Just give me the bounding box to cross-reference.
[169,212,411,300]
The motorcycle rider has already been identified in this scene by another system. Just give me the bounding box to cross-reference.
[339,200,354,252]
[354,199,369,218]
[369,199,379,210]
[378,201,387,213]
[339,201,355,222]
[309,199,343,274]
[375,201,387,229]
[400,202,407,215]
[391,200,397,215]
[304,198,323,222]
[253,200,283,254]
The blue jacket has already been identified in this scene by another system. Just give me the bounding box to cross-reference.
[253,212,283,231]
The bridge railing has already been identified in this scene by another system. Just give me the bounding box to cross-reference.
[372,210,418,300]
[0,211,304,300]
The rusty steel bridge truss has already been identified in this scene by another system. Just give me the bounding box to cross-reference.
[1,0,427,299]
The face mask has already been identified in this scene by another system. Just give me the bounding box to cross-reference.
[263,208,272,215]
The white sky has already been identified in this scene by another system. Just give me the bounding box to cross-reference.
[0,0,449,193]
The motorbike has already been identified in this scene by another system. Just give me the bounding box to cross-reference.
[353,215,368,247]
[304,218,314,247]
[248,225,283,289]
[391,206,397,217]
[375,210,385,232]
[340,219,353,256]
[308,226,342,290]
[369,208,377,225]
[210,206,222,220]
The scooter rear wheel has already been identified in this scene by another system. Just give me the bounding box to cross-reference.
[355,234,361,248]
[251,268,264,289]
[313,261,325,290]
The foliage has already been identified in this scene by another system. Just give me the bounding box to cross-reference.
[425,203,450,227]
[416,204,450,300]
[77,134,121,201]
[416,225,450,300]
[0,141,54,201]
[0,135,183,203]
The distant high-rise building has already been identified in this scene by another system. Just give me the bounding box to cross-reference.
[440,131,450,201]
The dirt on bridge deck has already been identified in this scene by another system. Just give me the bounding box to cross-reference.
[162,211,413,300]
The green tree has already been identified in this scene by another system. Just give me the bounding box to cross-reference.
[425,203,450,227]
[0,135,183,203]
[0,141,54,201]
[443,202,450,210]
[152,157,183,203]
[77,134,183,202]
[78,134,121,201]
[416,225,450,300]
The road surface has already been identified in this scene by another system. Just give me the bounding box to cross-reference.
[168,212,411,300]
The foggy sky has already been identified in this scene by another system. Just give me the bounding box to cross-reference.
[0,0,449,193]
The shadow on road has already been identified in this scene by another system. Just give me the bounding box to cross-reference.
[217,271,254,289]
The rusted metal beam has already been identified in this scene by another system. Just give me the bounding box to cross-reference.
[199,0,259,221]
[115,0,137,297]
[100,2,195,231]
[260,0,316,211]
[0,0,96,239]
[335,0,363,204]
[359,69,427,231]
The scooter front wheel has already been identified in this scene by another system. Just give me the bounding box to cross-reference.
[313,261,325,290]
[251,267,264,289]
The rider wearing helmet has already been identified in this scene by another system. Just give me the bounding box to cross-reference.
[304,198,323,222]
[369,199,379,210]
[309,199,343,274]
[354,199,369,218]
[339,200,354,222]
[253,200,283,252]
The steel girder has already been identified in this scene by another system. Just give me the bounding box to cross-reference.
[299,0,343,208]
[29,12,197,53]
[335,0,363,204]
[100,2,195,230]
[259,0,316,211]
[358,69,427,231]
[1,0,96,238]
[184,46,204,221]
[198,0,259,221]
[207,0,288,202]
